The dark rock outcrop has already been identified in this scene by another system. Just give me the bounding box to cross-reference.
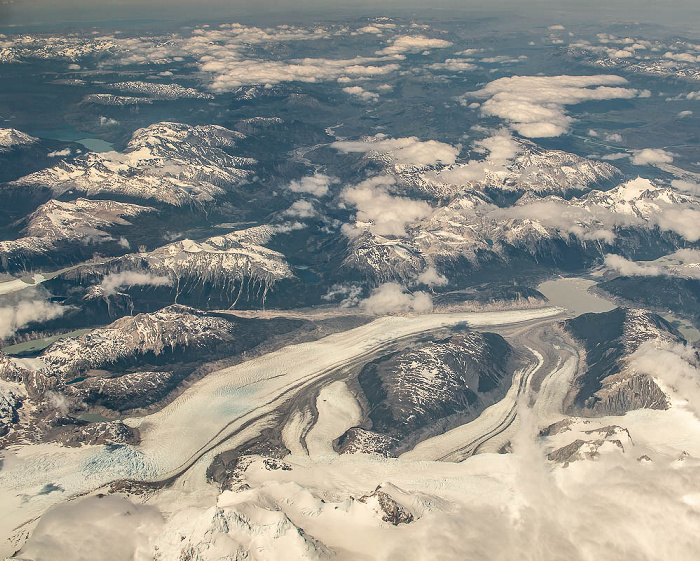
[563,308,682,416]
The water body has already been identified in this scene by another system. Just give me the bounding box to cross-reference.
[538,276,700,343]
[28,126,114,153]
[2,328,92,356]
[662,315,700,344]
[0,260,108,296]
[537,277,616,316]
[75,137,114,152]
[77,413,116,423]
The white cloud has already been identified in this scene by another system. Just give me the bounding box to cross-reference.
[417,266,448,287]
[321,283,363,307]
[655,208,700,242]
[0,299,67,339]
[630,148,674,166]
[203,56,400,92]
[601,152,629,161]
[341,176,432,237]
[492,201,618,243]
[332,134,459,166]
[284,200,317,219]
[99,271,172,297]
[287,173,336,197]
[2,22,405,96]
[359,282,433,314]
[604,250,700,280]
[46,391,70,416]
[429,130,521,185]
[473,130,521,161]
[433,162,489,184]
[342,85,379,102]
[604,132,623,143]
[377,35,452,56]
[99,116,119,126]
[604,254,663,276]
[47,148,72,157]
[356,25,384,35]
[468,75,641,138]
[480,55,528,64]
[672,179,700,195]
[454,48,483,56]
[427,59,478,72]
[21,495,163,561]
[664,51,700,63]
[631,342,700,417]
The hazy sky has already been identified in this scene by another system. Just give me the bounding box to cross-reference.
[1,0,699,32]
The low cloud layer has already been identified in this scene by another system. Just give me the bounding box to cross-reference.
[332,134,459,166]
[604,254,663,277]
[0,298,67,339]
[469,75,641,137]
[417,266,449,287]
[204,56,401,91]
[490,200,620,243]
[631,341,700,418]
[630,148,674,166]
[377,35,453,56]
[287,173,336,197]
[431,130,521,184]
[21,495,163,561]
[672,179,700,195]
[605,250,700,279]
[655,208,700,242]
[359,282,433,314]
[492,177,700,243]
[342,85,380,102]
[341,176,432,237]
[284,200,317,219]
[99,271,173,297]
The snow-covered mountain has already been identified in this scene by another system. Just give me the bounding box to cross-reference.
[340,330,519,455]
[79,225,295,305]
[108,81,214,100]
[341,177,698,285]
[407,138,621,199]
[9,122,255,207]
[39,304,238,378]
[0,198,152,270]
[0,306,239,442]
[0,128,38,153]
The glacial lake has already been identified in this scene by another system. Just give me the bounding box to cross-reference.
[538,276,700,343]
[28,126,115,153]
[537,277,616,316]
